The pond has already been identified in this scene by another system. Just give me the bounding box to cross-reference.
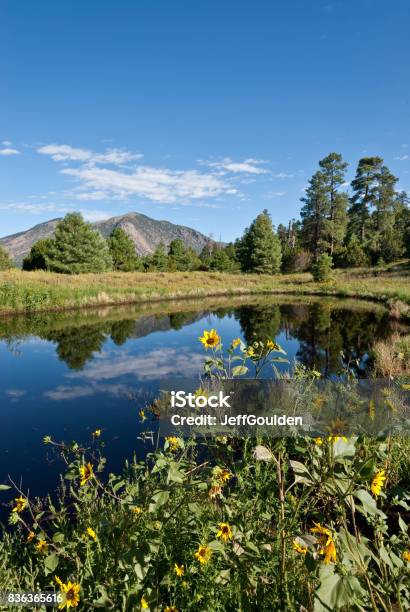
[0,295,405,504]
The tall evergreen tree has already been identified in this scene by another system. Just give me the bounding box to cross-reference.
[300,171,329,261]
[150,242,169,271]
[107,227,141,271]
[348,157,383,243]
[237,210,282,274]
[318,152,348,255]
[46,213,113,274]
[168,239,192,271]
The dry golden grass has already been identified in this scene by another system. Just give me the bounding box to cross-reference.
[373,333,410,377]
[0,262,409,316]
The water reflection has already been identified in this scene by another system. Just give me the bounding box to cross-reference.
[0,297,402,376]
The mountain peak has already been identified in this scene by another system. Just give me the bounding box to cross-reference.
[0,212,212,265]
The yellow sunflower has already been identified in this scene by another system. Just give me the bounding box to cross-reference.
[79,463,94,486]
[216,522,233,542]
[165,436,181,452]
[310,523,337,564]
[403,550,410,562]
[231,337,241,349]
[213,466,232,484]
[266,339,280,351]
[35,539,48,553]
[86,527,97,541]
[140,596,149,609]
[371,469,386,497]
[174,563,184,577]
[292,539,308,555]
[194,544,212,565]
[164,607,178,612]
[199,329,221,349]
[92,429,101,438]
[12,496,27,513]
[55,578,80,610]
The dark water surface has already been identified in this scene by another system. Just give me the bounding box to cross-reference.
[0,295,404,503]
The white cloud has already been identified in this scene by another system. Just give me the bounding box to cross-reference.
[0,202,60,213]
[0,148,20,156]
[35,142,288,205]
[61,165,236,204]
[394,155,409,161]
[0,201,111,221]
[66,348,205,381]
[200,157,269,175]
[37,144,142,165]
[2,140,12,146]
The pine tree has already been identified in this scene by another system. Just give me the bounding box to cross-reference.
[22,238,54,271]
[300,171,329,261]
[0,245,13,270]
[240,210,282,274]
[319,152,348,255]
[107,227,141,271]
[348,157,383,243]
[209,246,233,272]
[46,213,113,274]
[343,234,370,267]
[168,239,192,271]
[311,253,333,282]
[150,243,169,271]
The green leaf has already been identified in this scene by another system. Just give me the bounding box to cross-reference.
[379,547,393,569]
[208,539,225,552]
[0,485,11,491]
[290,460,314,485]
[354,489,386,518]
[44,553,59,575]
[148,490,169,512]
[232,365,248,376]
[167,463,185,484]
[332,438,356,460]
[315,566,365,611]
[52,532,65,544]
[398,514,408,534]
[357,458,375,479]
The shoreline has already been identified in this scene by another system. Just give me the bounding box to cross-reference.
[0,266,409,318]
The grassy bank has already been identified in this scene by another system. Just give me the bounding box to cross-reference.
[0,262,409,317]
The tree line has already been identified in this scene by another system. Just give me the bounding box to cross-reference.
[0,152,409,275]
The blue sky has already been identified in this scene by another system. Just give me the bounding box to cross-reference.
[1,0,409,241]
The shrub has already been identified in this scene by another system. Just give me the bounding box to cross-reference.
[22,238,55,271]
[0,245,13,270]
[311,253,333,282]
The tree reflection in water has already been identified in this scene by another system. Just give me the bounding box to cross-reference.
[0,300,400,375]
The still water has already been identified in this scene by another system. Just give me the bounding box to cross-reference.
[0,295,403,502]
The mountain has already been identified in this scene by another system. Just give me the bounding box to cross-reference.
[0,212,212,265]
